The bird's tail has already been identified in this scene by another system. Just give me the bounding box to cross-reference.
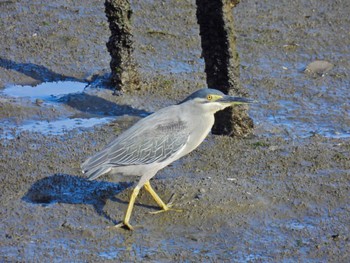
[83,166,111,181]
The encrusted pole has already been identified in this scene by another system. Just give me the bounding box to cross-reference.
[105,0,138,92]
[196,0,253,137]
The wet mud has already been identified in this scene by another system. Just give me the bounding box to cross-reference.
[1,0,349,261]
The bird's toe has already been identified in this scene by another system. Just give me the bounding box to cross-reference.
[110,221,134,231]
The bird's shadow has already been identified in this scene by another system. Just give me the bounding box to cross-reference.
[22,174,135,224]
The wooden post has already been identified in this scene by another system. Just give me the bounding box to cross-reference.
[105,0,138,92]
[196,0,253,137]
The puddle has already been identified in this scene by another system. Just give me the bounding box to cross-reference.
[2,81,87,101]
[1,117,116,140]
[20,117,114,135]
[0,81,118,138]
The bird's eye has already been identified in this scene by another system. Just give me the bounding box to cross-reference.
[207,95,213,100]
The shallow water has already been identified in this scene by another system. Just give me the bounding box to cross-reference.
[0,81,118,138]
[2,81,87,101]
[1,117,115,139]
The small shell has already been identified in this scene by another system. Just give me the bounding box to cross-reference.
[305,60,334,76]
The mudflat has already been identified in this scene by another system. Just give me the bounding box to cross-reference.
[1,0,349,261]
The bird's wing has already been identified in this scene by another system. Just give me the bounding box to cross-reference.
[82,107,190,172]
[107,117,189,166]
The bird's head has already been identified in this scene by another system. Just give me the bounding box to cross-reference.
[180,88,255,113]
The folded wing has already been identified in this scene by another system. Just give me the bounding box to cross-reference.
[82,112,189,180]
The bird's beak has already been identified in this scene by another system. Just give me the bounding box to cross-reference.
[217,95,255,105]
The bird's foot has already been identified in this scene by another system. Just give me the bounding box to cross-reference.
[149,207,183,214]
[149,193,183,214]
[110,221,134,231]
[149,203,183,214]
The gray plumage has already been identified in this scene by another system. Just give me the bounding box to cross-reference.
[82,112,189,181]
[82,88,228,184]
[81,88,253,230]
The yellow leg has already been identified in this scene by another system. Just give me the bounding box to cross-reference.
[113,181,181,230]
[144,181,169,211]
[114,186,140,231]
[144,181,182,214]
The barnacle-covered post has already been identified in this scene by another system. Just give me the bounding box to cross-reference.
[105,0,138,92]
[196,0,254,137]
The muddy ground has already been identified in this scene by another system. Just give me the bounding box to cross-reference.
[0,0,349,262]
